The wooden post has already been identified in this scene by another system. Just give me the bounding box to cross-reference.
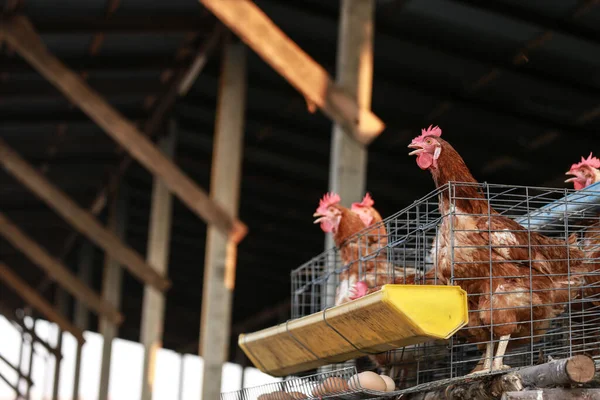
[25,318,36,400]
[323,0,374,371]
[98,187,128,400]
[199,36,246,400]
[52,288,68,400]
[14,329,24,400]
[140,125,176,400]
[72,241,93,400]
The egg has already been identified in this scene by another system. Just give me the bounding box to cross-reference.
[322,377,349,394]
[257,391,293,400]
[287,391,308,399]
[379,375,396,392]
[347,371,387,392]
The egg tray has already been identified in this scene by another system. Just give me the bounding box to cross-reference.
[220,367,398,400]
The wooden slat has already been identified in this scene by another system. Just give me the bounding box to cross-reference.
[197,0,385,145]
[2,16,247,243]
[0,261,85,343]
[0,212,124,325]
[0,138,170,291]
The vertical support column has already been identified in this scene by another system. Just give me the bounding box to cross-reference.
[323,0,375,370]
[98,187,128,400]
[72,241,94,400]
[325,0,374,304]
[140,124,176,400]
[14,327,25,400]
[25,318,36,400]
[199,35,246,400]
[52,287,68,400]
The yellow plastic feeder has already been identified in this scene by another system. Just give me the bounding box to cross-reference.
[238,284,469,377]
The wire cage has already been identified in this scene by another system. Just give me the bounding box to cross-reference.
[220,366,397,400]
[290,182,600,389]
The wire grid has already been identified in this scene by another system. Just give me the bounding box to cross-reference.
[220,366,396,399]
[290,182,600,389]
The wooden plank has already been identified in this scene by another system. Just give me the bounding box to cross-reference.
[502,389,600,400]
[0,261,85,343]
[196,0,385,145]
[2,16,247,244]
[0,212,123,325]
[98,188,128,400]
[0,138,170,291]
[199,36,246,400]
[140,126,176,400]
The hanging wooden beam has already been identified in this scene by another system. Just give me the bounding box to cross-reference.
[196,0,385,145]
[140,126,176,400]
[0,262,85,343]
[0,212,123,324]
[199,35,246,400]
[1,16,247,244]
[0,138,170,291]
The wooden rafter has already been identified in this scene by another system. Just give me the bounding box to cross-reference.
[197,0,385,145]
[0,138,170,291]
[1,16,247,243]
[0,261,85,343]
[0,212,123,325]
[56,24,224,264]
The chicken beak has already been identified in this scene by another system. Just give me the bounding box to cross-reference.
[313,212,325,224]
[564,171,577,183]
[408,143,424,156]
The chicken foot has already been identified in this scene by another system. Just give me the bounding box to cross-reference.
[467,335,512,375]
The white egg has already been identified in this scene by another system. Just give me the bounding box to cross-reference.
[379,375,396,392]
[347,371,387,392]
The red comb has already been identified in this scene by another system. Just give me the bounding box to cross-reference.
[316,192,341,214]
[411,125,442,144]
[570,152,600,171]
[352,193,374,209]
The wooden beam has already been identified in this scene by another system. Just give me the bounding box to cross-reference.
[502,389,600,400]
[2,16,247,243]
[0,138,170,291]
[0,262,85,343]
[199,36,246,400]
[140,126,176,400]
[197,0,385,145]
[72,241,93,400]
[98,188,128,400]
[0,212,123,325]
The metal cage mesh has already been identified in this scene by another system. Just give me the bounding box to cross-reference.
[290,182,600,389]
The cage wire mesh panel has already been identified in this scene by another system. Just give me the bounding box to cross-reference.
[220,367,398,399]
[290,182,600,390]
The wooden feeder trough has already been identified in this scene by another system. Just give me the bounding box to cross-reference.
[238,284,469,376]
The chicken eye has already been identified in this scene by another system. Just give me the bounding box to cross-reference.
[426,139,432,145]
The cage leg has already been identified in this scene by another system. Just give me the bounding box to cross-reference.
[467,341,494,375]
[491,335,512,371]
